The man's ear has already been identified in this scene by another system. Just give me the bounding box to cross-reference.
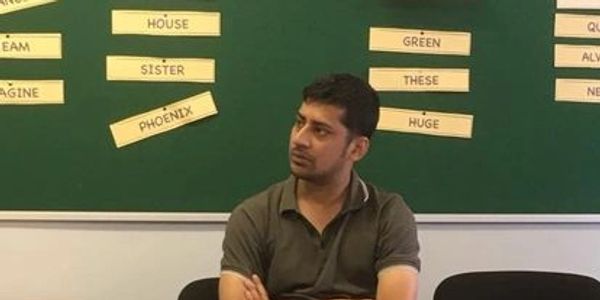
[348,136,370,162]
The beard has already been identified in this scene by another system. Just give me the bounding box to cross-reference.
[289,152,346,185]
[288,138,353,184]
[289,152,323,182]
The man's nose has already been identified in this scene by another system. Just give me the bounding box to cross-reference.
[292,126,310,148]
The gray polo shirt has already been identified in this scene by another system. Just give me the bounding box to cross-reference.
[221,172,420,300]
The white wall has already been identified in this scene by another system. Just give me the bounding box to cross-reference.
[1,218,600,300]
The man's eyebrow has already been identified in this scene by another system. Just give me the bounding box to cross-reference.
[296,112,335,130]
[312,120,334,131]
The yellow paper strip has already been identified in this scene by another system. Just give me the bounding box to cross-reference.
[369,27,471,56]
[112,10,220,36]
[106,56,215,83]
[369,68,469,92]
[377,107,473,139]
[557,0,600,9]
[555,44,600,68]
[0,0,56,15]
[0,80,63,105]
[109,91,218,148]
[0,33,61,59]
[555,13,600,38]
[556,78,600,103]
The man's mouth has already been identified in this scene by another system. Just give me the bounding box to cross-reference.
[290,150,312,165]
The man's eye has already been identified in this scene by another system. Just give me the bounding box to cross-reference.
[315,128,329,136]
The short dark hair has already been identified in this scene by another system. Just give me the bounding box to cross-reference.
[302,73,380,139]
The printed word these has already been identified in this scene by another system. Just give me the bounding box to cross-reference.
[404,75,439,86]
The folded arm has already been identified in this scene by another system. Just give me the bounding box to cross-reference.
[376,265,419,300]
[220,271,270,300]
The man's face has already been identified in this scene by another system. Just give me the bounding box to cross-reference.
[288,100,355,182]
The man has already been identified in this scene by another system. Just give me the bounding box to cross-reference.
[220,74,420,300]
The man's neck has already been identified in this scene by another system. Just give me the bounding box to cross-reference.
[295,170,353,234]
[296,170,352,207]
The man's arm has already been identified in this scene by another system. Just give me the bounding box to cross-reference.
[376,266,419,300]
[220,272,248,300]
[220,272,270,300]
[374,194,420,300]
[220,201,269,300]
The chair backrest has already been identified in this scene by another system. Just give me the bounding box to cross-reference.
[433,271,600,300]
[178,277,219,300]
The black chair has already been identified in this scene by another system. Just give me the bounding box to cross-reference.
[178,277,219,300]
[433,271,600,300]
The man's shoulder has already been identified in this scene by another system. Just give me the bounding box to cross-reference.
[364,181,414,216]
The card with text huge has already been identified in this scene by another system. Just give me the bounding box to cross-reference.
[378,107,473,139]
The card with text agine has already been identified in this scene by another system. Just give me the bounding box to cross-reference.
[377,107,473,139]
[369,27,471,56]
[556,78,600,104]
[0,33,61,59]
[0,80,63,104]
[555,14,600,38]
[369,68,469,92]
[106,56,215,83]
[557,0,600,9]
[0,0,55,15]
[555,44,600,69]
[112,10,220,37]
[109,91,218,148]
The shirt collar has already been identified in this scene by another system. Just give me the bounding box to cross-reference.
[279,170,370,215]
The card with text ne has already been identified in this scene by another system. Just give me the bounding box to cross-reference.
[112,10,220,36]
[555,14,600,38]
[555,44,600,68]
[109,91,218,148]
[0,33,61,59]
[369,68,469,92]
[0,80,63,105]
[556,78,600,104]
[0,0,56,15]
[369,27,471,56]
[557,0,600,9]
[377,107,473,139]
[106,56,215,83]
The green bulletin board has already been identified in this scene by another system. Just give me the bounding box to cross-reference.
[1,0,599,213]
